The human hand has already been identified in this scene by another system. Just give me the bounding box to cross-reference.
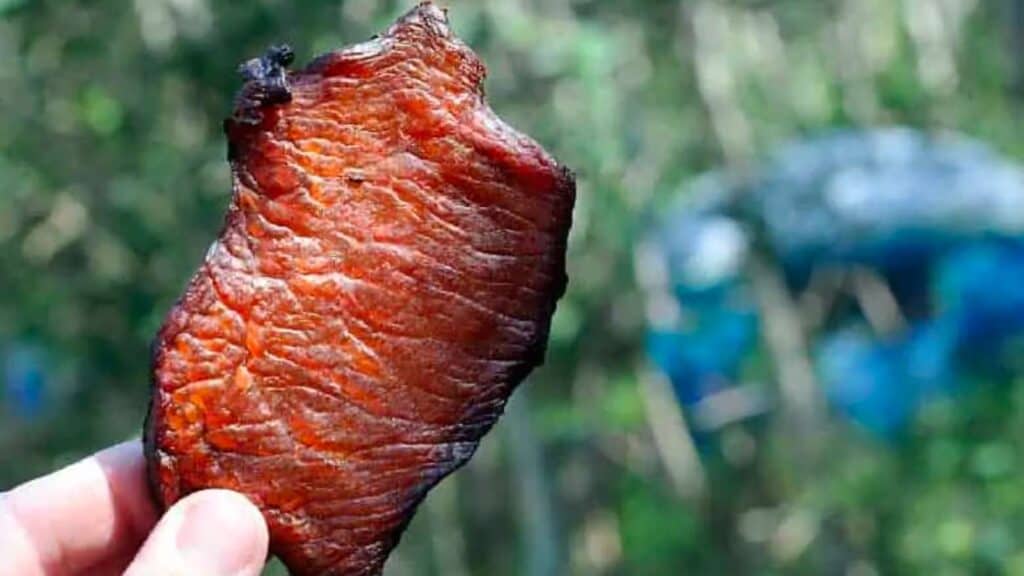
[0,441,269,576]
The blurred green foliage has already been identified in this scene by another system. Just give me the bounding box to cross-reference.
[5,0,1024,575]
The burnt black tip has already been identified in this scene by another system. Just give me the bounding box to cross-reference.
[267,44,295,67]
[230,43,295,128]
[238,43,294,84]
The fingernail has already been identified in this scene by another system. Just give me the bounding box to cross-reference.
[175,490,266,576]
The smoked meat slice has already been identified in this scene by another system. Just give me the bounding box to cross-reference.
[144,3,575,575]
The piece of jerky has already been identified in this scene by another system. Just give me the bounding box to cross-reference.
[144,3,575,575]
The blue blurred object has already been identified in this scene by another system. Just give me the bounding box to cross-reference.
[753,128,1024,276]
[816,322,960,437]
[936,238,1024,357]
[644,128,1024,438]
[763,128,1024,435]
[652,172,749,295]
[3,344,48,420]
[641,174,759,408]
[647,304,759,406]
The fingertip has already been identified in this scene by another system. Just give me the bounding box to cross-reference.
[125,489,269,576]
[176,489,269,570]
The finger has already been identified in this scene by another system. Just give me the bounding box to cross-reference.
[123,489,268,576]
[0,440,159,576]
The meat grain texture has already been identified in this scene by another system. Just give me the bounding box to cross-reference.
[144,3,575,575]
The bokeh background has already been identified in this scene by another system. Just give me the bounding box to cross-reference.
[5,0,1024,574]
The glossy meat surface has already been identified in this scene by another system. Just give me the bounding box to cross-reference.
[144,3,574,575]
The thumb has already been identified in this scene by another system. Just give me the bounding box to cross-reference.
[124,489,268,576]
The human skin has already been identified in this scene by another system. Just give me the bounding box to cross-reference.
[0,441,269,576]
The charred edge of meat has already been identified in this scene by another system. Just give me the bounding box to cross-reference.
[142,341,161,509]
[143,322,168,510]
[229,43,295,129]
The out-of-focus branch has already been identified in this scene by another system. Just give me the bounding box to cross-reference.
[505,390,564,576]
[748,255,827,448]
[797,267,847,332]
[849,266,908,337]
[637,366,707,501]
[633,240,708,501]
[684,1,755,169]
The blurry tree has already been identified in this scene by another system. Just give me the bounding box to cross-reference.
[4,1,1024,575]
